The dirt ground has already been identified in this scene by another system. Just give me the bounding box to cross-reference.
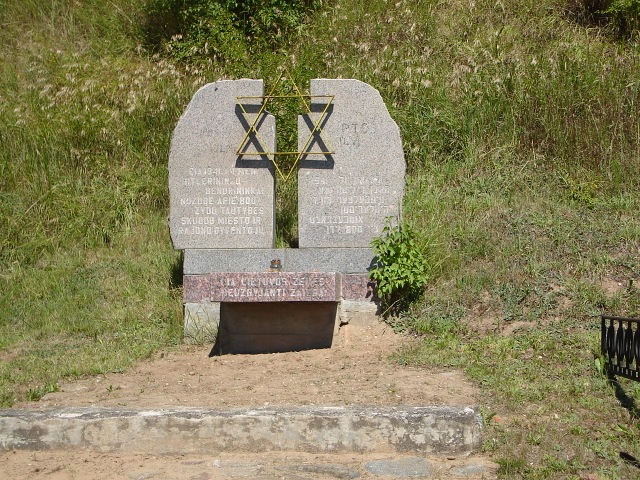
[15,320,478,410]
[3,320,493,479]
[2,450,499,480]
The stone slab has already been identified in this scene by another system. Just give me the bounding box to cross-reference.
[214,302,337,354]
[282,463,360,478]
[169,79,276,249]
[0,406,482,455]
[365,457,432,477]
[183,272,340,303]
[183,248,376,274]
[341,273,377,302]
[184,302,220,344]
[298,79,405,248]
[339,300,380,325]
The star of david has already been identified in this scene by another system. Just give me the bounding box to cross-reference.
[235,70,335,181]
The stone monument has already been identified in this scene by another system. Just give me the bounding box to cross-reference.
[298,79,404,248]
[169,76,405,352]
[169,79,275,250]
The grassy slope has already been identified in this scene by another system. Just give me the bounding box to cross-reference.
[1,0,640,477]
[0,0,189,404]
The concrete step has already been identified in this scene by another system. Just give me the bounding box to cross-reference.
[1,405,481,455]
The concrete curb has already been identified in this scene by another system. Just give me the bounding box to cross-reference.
[0,405,482,455]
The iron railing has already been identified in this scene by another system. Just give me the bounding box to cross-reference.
[601,315,640,381]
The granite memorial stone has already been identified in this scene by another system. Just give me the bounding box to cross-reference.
[298,79,405,248]
[169,79,275,249]
[168,78,406,347]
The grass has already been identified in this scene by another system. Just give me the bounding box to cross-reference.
[1,0,639,477]
[396,324,640,478]
[394,149,640,478]
[0,212,183,405]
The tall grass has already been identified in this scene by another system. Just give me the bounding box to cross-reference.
[2,0,640,475]
[0,0,194,405]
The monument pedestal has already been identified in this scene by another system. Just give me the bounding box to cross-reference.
[169,78,404,351]
[182,254,378,347]
[184,302,221,344]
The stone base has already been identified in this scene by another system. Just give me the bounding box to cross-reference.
[0,406,482,455]
[184,303,220,345]
[213,302,338,354]
[339,300,380,325]
[184,298,380,347]
[182,271,380,347]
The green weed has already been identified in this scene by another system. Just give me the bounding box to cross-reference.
[143,0,322,67]
[370,222,431,315]
[26,383,59,402]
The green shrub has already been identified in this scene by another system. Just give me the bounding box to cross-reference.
[370,222,431,315]
[567,0,640,37]
[143,0,322,63]
[605,0,640,36]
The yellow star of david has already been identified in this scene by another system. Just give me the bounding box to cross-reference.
[235,70,335,181]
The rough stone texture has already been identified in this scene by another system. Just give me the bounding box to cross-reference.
[169,79,275,249]
[453,464,494,476]
[339,300,380,325]
[184,302,220,344]
[341,273,377,302]
[184,272,340,303]
[365,457,432,477]
[184,248,376,274]
[298,79,405,248]
[279,463,360,478]
[0,406,482,455]
[214,302,338,354]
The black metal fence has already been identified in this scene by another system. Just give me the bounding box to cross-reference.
[601,315,640,381]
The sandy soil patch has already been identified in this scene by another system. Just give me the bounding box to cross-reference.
[17,320,478,410]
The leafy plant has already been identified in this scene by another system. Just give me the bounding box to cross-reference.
[605,0,640,36]
[27,384,59,402]
[568,0,640,37]
[560,172,601,208]
[143,0,321,63]
[370,222,431,315]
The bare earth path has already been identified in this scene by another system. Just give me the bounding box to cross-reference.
[3,320,498,479]
[16,321,477,410]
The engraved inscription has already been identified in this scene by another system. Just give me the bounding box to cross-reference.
[339,122,375,147]
[184,273,339,302]
[216,275,328,300]
[307,171,394,236]
[177,166,268,237]
[183,273,338,303]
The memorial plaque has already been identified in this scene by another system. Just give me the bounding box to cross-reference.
[183,272,339,303]
[297,79,405,248]
[170,77,407,345]
[169,79,276,249]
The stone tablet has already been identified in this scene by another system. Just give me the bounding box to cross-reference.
[297,79,405,248]
[183,272,339,302]
[183,248,376,274]
[169,79,275,249]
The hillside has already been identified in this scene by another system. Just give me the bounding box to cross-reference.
[1,0,640,477]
